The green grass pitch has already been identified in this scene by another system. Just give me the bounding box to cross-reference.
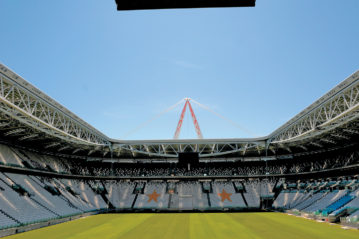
[5,212,359,239]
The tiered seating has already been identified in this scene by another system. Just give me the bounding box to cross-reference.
[260,180,275,196]
[2,160,359,229]
[11,149,45,170]
[171,182,208,210]
[174,182,196,210]
[243,181,260,208]
[273,190,311,209]
[105,181,136,209]
[60,179,107,209]
[31,176,83,214]
[293,192,325,210]
[323,194,354,215]
[303,190,347,213]
[51,179,94,211]
[21,151,70,173]
[134,182,169,209]
[191,182,209,209]
[272,191,286,208]
[105,181,122,208]
[274,191,297,209]
[0,211,18,229]
[0,174,56,224]
[290,191,312,208]
[0,145,24,167]
[209,182,246,208]
[330,189,359,215]
[5,173,82,216]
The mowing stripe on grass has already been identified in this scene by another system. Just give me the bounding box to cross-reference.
[4,213,359,239]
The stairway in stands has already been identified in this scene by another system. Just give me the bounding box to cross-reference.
[201,182,212,208]
[167,193,172,208]
[130,182,141,209]
[241,193,248,207]
[90,181,114,209]
[271,179,283,202]
[236,181,248,207]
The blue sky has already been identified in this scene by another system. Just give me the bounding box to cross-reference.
[1,0,359,140]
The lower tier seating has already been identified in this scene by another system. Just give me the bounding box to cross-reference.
[0,173,358,230]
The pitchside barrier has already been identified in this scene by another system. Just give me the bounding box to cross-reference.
[0,211,99,237]
[339,217,359,229]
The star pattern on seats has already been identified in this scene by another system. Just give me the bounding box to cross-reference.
[147,190,160,203]
[218,189,232,202]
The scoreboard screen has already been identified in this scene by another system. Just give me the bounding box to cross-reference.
[178,152,199,166]
[115,0,255,11]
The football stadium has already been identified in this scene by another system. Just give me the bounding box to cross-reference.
[1,0,359,238]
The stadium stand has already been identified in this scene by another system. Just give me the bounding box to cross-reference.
[59,179,107,209]
[0,211,18,230]
[0,145,24,167]
[134,181,169,209]
[303,190,348,213]
[330,189,359,215]
[1,154,359,230]
[0,173,57,225]
[172,181,209,210]
[243,180,260,208]
[1,64,359,233]
[105,181,137,209]
[209,181,246,209]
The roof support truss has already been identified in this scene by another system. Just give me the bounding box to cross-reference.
[0,66,110,147]
[270,71,359,144]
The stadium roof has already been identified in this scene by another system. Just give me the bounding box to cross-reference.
[0,63,358,160]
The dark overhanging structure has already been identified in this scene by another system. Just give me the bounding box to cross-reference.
[115,0,256,11]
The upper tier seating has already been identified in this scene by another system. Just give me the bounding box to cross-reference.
[0,145,23,167]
